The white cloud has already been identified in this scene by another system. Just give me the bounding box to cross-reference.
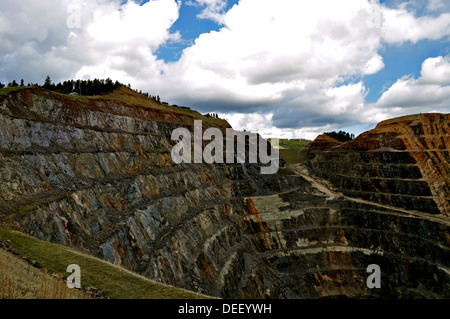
[1,0,449,139]
[161,1,383,96]
[187,0,228,23]
[420,55,450,84]
[218,112,331,140]
[375,55,450,110]
[87,0,180,47]
[150,0,386,137]
[77,0,180,81]
[0,0,76,80]
[381,5,450,43]
[426,0,450,12]
[157,0,450,137]
[0,0,180,83]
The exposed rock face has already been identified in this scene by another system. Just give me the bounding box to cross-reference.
[1,88,449,299]
[306,133,342,157]
[0,87,302,297]
[242,164,450,298]
[308,113,449,216]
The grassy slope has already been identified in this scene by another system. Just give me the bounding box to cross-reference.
[0,248,89,299]
[0,86,34,95]
[0,85,225,299]
[0,86,230,129]
[277,139,311,150]
[101,86,231,128]
[269,138,312,164]
[0,228,213,299]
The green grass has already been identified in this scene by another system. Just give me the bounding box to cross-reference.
[279,148,310,164]
[273,138,311,150]
[101,86,229,128]
[269,138,311,164]
[0,228,214,299]
[0,85,229,129]
[0,86,33,95]
[0,248,89,299]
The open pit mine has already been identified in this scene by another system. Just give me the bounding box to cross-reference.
[0,87,448,298]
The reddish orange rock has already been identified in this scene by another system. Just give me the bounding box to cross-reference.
[309,113,449,216]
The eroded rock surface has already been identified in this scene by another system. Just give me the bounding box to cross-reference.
[0,88,449,298]
[0,87,302,297]
[308,113,449,216]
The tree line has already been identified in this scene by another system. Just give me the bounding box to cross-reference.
[0,76,195,111]
[324,130,355,142]
[0,79,26,88]
[205,113,220,119]
[0,76,121,96]
[0,76,169,105]
[42,76,122,96]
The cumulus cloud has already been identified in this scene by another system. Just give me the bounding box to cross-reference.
[187,0,228,23]
[0,0,77,81]
[76,0,181,81]
[153,0,385,135]
[170,2,380,89]
[0,0,180,83]
[217,112,332,140]
[1,0,449,139]
[426,0,450,12]
[420,55,450,84]
[375,55,450,111]
[87,0,180,47]
[381,5,450,43]
[161,0,449,137]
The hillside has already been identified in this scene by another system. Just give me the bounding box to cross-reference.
[270,138,311,164]
[239,113,450,298]
[305,133,343,157]
[308,113,449,216]
[0,86,449,299]
[0,240,89,299]
[0,86,300,298]
[0,227,210,299]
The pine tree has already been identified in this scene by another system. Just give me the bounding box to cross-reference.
[43,75,52,89]
[74,80,81,94]
[80,80,87,95]
[86,79,93,96]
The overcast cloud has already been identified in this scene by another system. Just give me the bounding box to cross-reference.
[0,0,449,139]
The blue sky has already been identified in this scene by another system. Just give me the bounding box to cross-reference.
[363,39,450,102]
[155,0,450,137]
[156,0,240,62]
[153,0,450,107]
[0,0,449,139]
[155,0,449,98]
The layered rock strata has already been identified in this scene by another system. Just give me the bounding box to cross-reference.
[308,114,449,216]
[1,88,449,298]
[241,164,450,298]
[0,88,301,297]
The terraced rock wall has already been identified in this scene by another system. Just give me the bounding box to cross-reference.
[308,114,449,216]
[0,88,302,297]
[1,90,449,299]
[240,182,450,298]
